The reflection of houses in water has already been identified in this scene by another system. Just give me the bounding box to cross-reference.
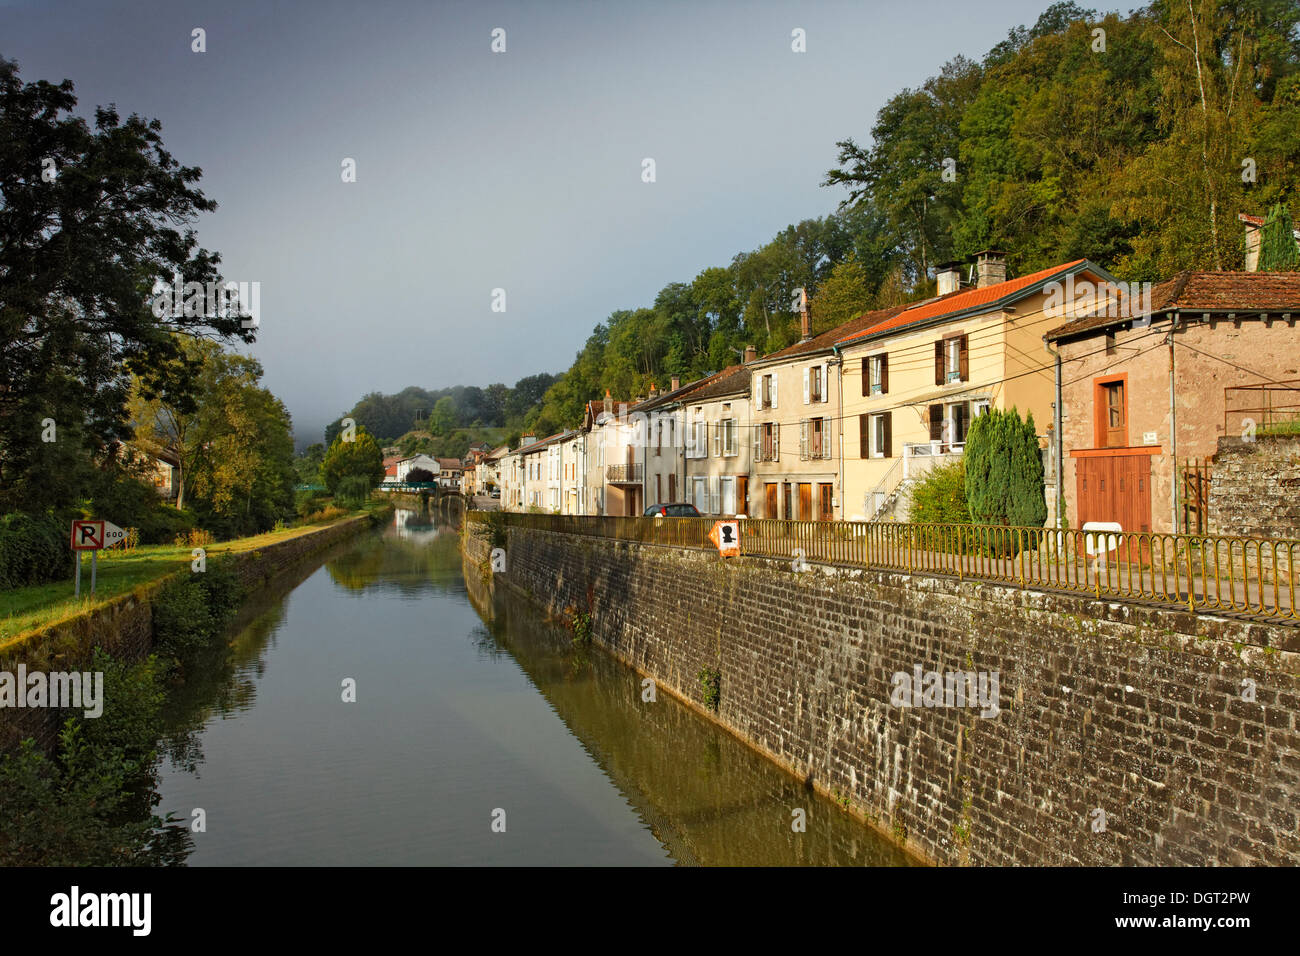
[391,508,442,544]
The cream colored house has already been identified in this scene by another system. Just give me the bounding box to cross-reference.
[748,304,908,521]
[838,252,1119,522]
[678,364,752,516]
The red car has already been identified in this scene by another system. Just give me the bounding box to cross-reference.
[644,502,701,517]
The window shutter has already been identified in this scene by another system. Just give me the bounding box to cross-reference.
[802,367,810,404]
[883,412,893,459]
[958,334,969,381]
[753,425,761,461]
[881,355,889,394]
[712,423,721,457]
[799,420,808,459]
[928,404,943,440]
[861,357,869,396]
[821,363,829,402]
[771,373,778,408]
[934,341,944,386]
[860,414,869,459]
[754,378,762,413]
[710,476,720,514]
[774,424,780,459]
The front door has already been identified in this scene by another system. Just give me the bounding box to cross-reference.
[798,483,812,521]
[818,483,834,521]
[765,483,778,518]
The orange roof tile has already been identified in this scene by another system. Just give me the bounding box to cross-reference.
[837,260,1090,346]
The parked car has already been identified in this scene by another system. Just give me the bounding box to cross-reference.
[644,502,701,517]
[489,489,501,498]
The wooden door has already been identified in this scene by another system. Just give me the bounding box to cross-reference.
[1077,454,1152,534]
[798,483,812,521]
[737,476,748,516]
[1103,381,1126,447]
[818,483,834,521]
[765,483,778,518]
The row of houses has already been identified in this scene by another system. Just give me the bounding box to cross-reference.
[492,249,1299,536]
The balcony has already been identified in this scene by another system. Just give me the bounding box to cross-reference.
[902,440,964,480]
[606,463,643,483]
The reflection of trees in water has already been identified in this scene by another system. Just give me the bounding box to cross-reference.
[324,522,464,595]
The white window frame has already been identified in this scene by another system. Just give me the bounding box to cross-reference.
[872,414,887,458]
[723,419,738,457]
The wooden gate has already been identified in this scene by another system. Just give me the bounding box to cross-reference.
[1180,458,1211,534]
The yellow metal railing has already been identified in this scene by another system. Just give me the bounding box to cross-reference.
[467,512,1298,623]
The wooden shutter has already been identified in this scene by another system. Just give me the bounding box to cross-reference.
[928,404,943,440]
[771,372,778,408]
[883,412,893,458]
[753,423,761,461]
[880,355,889,394]
[754,378,762,413]
[799,420,808,459]
[934,341,944,385]
[958,334,969,381]
[860,414,870,458]
[821,363,829,402]
[803,367,810,404]
[712,423,721,457]
[774,423,780,459]
[861,357,869,396]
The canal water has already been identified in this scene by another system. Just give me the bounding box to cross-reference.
[154,508,917,866]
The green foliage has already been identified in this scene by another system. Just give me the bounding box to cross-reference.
[0,511,68,590]
[908,459,970,525]
[1259,202,1300,270]
[964,408,1046,528]
[474,510,510,552]
[320,427,384,493]
[334,475,372,509]
[698,667,721,712]
[151,558,245,668]
[0,650,189,866]
[0,57,254,517]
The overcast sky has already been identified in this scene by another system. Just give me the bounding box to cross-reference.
[3,0,1075,446]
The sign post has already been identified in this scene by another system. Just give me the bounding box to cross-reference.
[708,519,741,558]
[70,519,126,596]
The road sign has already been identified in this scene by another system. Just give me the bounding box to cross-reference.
[71,520,104,550]
[101,521,126,549]
[708,520,741,558]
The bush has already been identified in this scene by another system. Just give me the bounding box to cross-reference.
[908,460,970,525]
[0,512,68,590]
[296,490,329,518]
[151,557,245,668]
[964,407,1046,528]
[335,475,372,509]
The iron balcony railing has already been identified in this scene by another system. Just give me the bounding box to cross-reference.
[468,512,1299,624]
[606,463,643,483]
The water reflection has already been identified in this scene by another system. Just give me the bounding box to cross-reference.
[145,511,917,866]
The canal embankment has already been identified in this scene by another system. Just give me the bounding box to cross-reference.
[464,516,1300,867]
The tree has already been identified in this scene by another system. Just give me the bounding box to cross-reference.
[406,467,435,483]
[428,396,459,435]
[809,255,877,331]
[320,427,384,494]
[964,408,1046,528]
[1259,202,1300,269]
[0,57,254,514]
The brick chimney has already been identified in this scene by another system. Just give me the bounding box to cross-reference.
[798,287,811,341]
[744,345,757,363]
[974,250,1006,289]
[670,374,680,390]
[648,382,657,399]
[935,261,962,296]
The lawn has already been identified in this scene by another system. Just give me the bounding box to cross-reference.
[0,504,385,646]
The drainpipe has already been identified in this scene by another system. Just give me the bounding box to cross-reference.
[1168,313,1179,534]
[1043,336,1064,529]
[833,345,844,520]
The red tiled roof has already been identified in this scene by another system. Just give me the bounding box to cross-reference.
[838,260,1089,346]
[1046,271,1300,340]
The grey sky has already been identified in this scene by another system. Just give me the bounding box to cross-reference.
[3,0,1069,445]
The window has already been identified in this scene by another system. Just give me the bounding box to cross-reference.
[783,482,792,520]
[1095,377,1128,448]
[935,335,968,385]
[655,419,662,456]
[865,354,888,396]
[870,412,892,458]
[759,373,779,410]
[800,418,830,460]
[723,419,738,456]
[759,423,780,461]
[808,365,823,403]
